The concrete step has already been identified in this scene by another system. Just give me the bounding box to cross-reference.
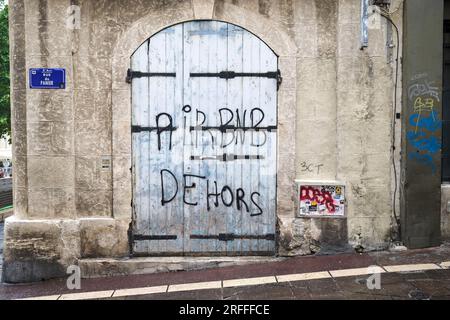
[79,256,284,279]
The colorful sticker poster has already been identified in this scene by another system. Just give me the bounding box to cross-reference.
[299,185,345,217]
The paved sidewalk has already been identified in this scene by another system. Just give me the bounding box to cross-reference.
[104,269,450,300]
[1,242,450,300]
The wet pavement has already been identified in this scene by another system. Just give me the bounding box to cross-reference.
[0,242,449,300]
[7,268,450,300]
[104,269,450,300]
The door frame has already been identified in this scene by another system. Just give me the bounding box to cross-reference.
[110,4,297,256]
[129,20,280,256]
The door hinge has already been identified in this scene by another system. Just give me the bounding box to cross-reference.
[126,69,176,83]
[190,70,282,90]
[133,234,178,241]
[190,70,278,79]
[190,233,276,242]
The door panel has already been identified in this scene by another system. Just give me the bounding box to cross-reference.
[131,21,278,255]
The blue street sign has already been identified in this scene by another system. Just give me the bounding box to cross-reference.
[29,68,66,89]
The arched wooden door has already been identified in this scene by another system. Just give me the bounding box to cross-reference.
[130,21,279,256]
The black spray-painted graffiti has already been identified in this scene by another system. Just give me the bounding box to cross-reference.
[134,105,274,217]
[131,112,177,151]
[300,161,324,175]
[184,106,274,148]
[160,169,263,216]
[133,106,275,151]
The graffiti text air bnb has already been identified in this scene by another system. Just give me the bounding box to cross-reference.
[149,105,270,217]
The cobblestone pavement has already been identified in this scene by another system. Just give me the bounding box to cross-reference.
[105,269,450,300]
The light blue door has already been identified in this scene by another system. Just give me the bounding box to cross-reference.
[131,21,278,255]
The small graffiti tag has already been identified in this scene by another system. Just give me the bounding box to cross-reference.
[408,79,440,102]
[300,161,324,175]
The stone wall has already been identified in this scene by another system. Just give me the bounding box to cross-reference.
[3,0,403,282]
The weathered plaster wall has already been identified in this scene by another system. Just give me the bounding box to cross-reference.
[4,0,402,282]
[441,185,450,240]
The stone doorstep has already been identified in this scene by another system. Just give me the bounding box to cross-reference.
[78,256,285,279]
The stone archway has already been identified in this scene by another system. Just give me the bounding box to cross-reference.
[110,1,298,254]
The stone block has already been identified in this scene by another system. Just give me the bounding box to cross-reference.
[12,155,27,188]
[193,0,214,19]
[297,57,337,92]
[90,22,122,58]
[112,121,131,155]
[74,89,113,122]
[293,23,318,58]
[347,216,391,251]
[73,56,94,90]
[337,153,391,186]
[297,118,337,154]
[345,182,392,218]
[27,91,73,122]
[297,88,337,121]
[337,118,391,155]
[441,185,450,240]
[75,120,112,156]
[12,121,27,156]
[76,156,112,190]
[9,0,25,26]
[11,89,27,122]
[10,55,26,91]
[13,187,28,219]
[26,20,73,57]
[53,188,76,218]
[74,89,95,121]
[27,189,52,218]
[24,0,71,24]
[28,156,75,189]
[2,217,65,283]
[296,153,337,180]
[79,218,129,258]
[337,23,360,57]
[309,217,350,253]
[277,216,311,256]
[315,0,338,59]
[28,188,75,219]
[76,190,112,217]
[27,121,73,156]
[338,0,361,24]
[112,156,131,190]
[112,89,131,122]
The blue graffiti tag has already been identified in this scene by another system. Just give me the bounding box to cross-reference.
[406,105,441,173]
[409,111,441,132]
[406,131,441,154]
[408,153,436,174]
